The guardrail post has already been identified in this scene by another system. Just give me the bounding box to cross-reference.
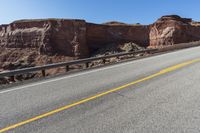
[102,59,106,64]
[42,70,46,77]
[10,76,15,82]
[85,62,89,68]
[65,65,69,72]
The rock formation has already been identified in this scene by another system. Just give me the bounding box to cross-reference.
[0,19,89,57]
[1,15,200,74]
[149,15,200,48]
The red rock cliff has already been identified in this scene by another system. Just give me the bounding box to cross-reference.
[149,15,200,48]
[0,19,89,58]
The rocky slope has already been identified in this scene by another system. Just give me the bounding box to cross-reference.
[1,15,200,76]
[86,23,149,54]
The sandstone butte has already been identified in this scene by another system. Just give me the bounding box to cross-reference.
[1,15,200,72]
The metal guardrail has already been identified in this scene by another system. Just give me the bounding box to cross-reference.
[0,49,158,79]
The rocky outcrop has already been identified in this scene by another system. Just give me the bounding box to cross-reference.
[149,15,200,48]
[0,19,89,57]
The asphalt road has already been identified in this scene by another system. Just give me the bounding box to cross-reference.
[1,46,200,133]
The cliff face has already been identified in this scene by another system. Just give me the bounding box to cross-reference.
[149,15,200,48]
[86,23,149,52]
[0,19,89,57]
[0,19,149,60]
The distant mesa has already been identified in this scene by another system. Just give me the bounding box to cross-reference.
[102,21,141,26]
[102,21,128,25]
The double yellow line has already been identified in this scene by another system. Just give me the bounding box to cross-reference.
[1,58,200,132]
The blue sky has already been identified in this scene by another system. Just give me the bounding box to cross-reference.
[0,0,200,25]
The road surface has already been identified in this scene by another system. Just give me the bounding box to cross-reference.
[1,46,200,133]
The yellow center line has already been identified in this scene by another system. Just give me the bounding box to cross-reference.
[1,58,200,132]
